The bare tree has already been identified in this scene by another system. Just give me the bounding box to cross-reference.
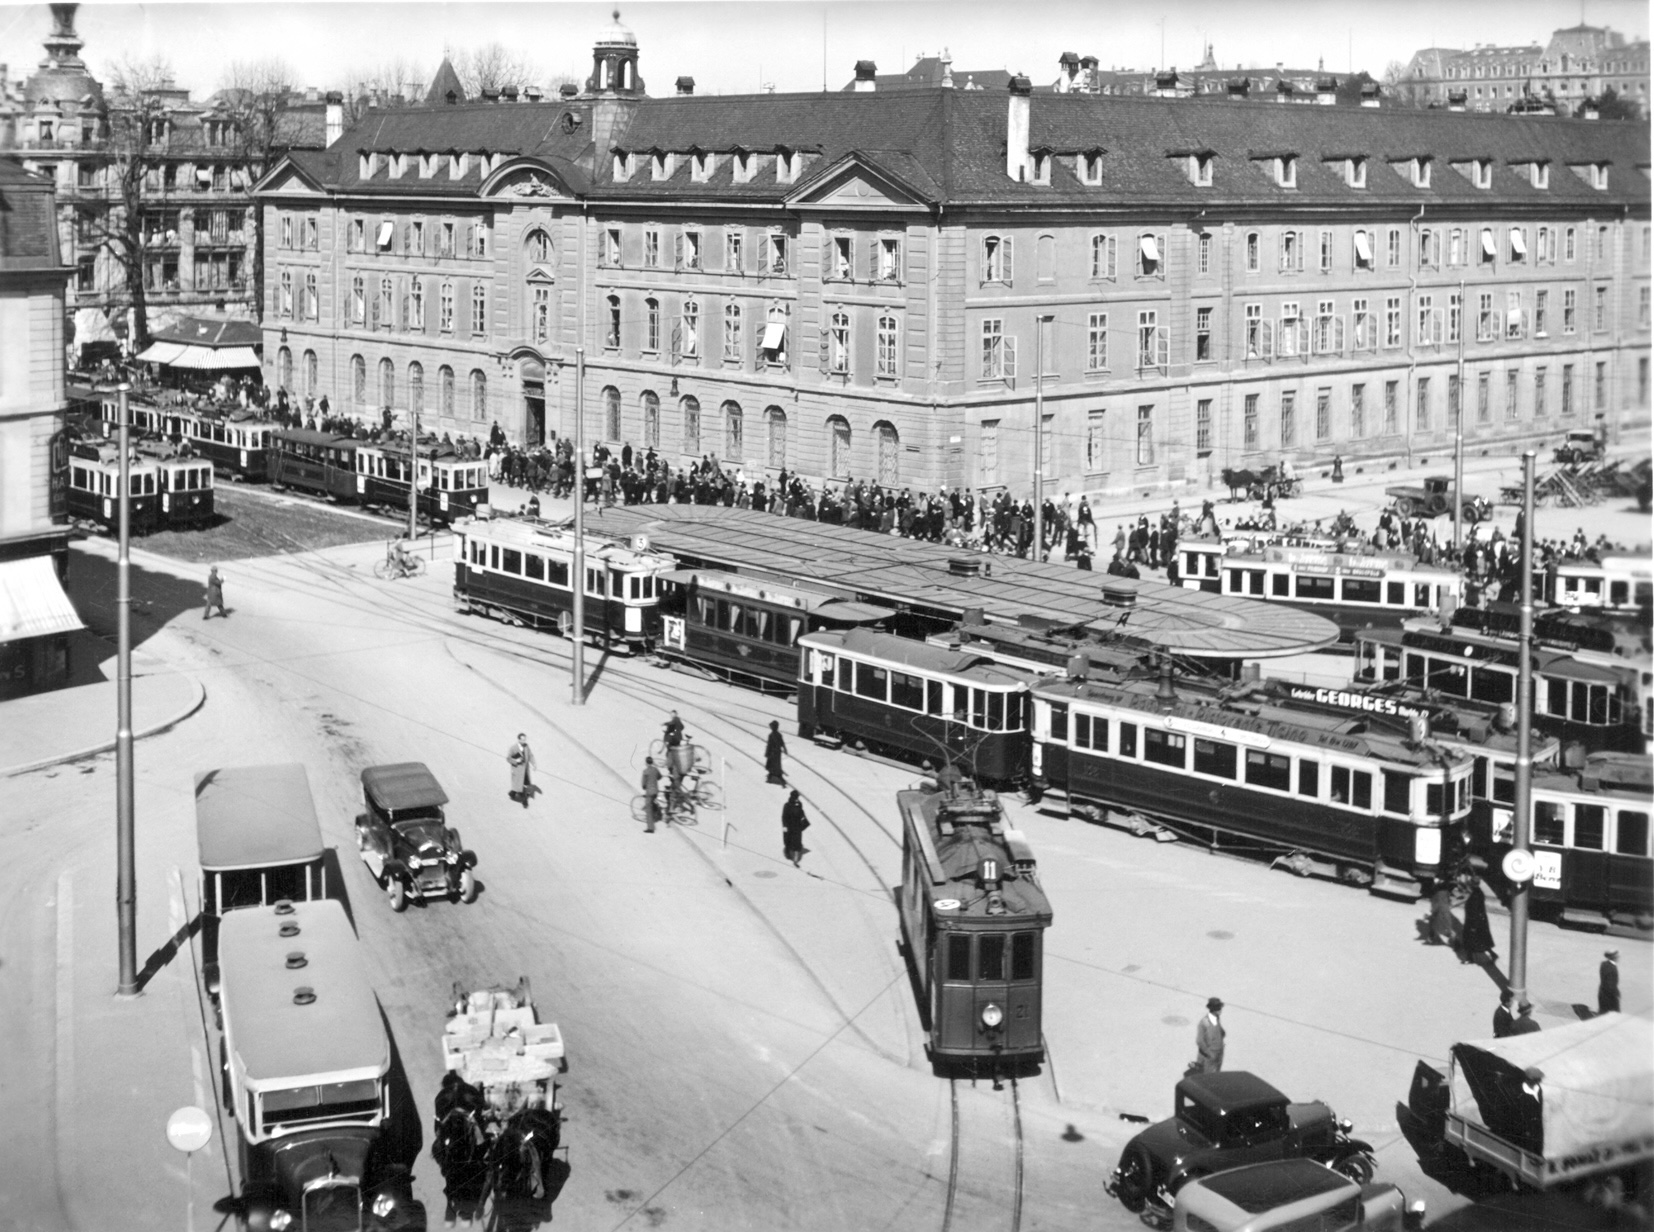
[451,43,541,95]
[217,58,297,325]
[335,57,427,120]
[1381,60,1422,108]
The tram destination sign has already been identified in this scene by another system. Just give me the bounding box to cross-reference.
[1286,685,1425,718]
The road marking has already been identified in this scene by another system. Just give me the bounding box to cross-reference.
[54,870,75,1207]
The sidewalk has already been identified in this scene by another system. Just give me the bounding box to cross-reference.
[0,629,205,777]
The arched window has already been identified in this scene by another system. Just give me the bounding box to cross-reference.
[379,357,395,407]
[351,355,366,405]
[303,350,317,396]
[722,400,743,459]
[723,302,742,361]
[642,390,660,448]
[410,277,425,329]
[276,346,292,388]
[378,276,393,327]
[765,405,786,468]
[644,297,660,352]
[875,421,900,486]
[876,314,898,378]
[605,294,621,348]
[470,370,487,421]
[525,229,553,265]
[827,415,851,479]
[472,284,488,336]
[681,395,701,453]
[439,365,455,417]
[680,297,699,360]
[603,386,621,441]
[279,269,293,317]
[303,271,318,320]
[827,310,850,374]
[408,362,424,417]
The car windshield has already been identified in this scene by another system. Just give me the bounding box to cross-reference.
[394,819,448,850]
[1226,1106,1287,1142]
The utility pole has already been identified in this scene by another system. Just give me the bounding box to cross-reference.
[108,381,138,997]
[1032,316,1049,560]
[1452,279,1466,552]
[1507,451,1536,1005]
[407,397,419,545]
[571,346,585,706]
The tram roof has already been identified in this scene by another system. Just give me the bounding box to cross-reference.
[219,899,388,1086]
[598,506,1339,659]
[467,515,674,566]
[275,428,357,447]
[662,568,890,620]
[802,626,1032,683]
[898,788,1052,922]
[195,763,325,872]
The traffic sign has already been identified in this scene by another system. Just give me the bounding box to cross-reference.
[1501,848,1536,885]
[166,1106,212,1154]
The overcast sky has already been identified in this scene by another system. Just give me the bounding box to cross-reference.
[1,0,1648,100]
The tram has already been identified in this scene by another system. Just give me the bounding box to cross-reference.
[1482,753,1653,930]
[1029,664,1476,899]
[354,442,489,525]
[1177,536,1462,637]
[66,443,161,533]
[898,778,1051,1070]
[929,616,1193,682]
[101,397,276,481]
[657,569,889,690]
[270,429,360,501]
[154,454,216,527]
[454,517,675,652]
[796,628,1036,785]
[1547,554,1653,615]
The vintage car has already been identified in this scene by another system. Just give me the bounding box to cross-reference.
[1172,1160,1424,1232]
[1554,428,1606,466]
[355,763,477,912]
[1106,1072,1377,1216]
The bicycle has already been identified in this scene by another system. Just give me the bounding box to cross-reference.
[373,541,426,580]
[648,738,710,776]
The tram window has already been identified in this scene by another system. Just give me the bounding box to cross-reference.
[1144,729,1187,769]
[1244,570,1263,594]
[1533,801,1566,846]
[547,559,570,587]
[1342,770,1364,807]
[693,596,712,626]
[1007,693,1025,731]
[1414,583,1431,607]
[945,934,972,982]
[927,680,945,716]
[1342,578,1382,604]
[586,568,604,596]
[1403,654,1426,684]
[264,863,308,904]
[1470,759,1488,799]
[1331,765,1351,805]
[816,653,835,688]
[855,662,888,701]
[489,545,500,570]
[783,616,802,646]
[1573,804,1606,851]
[218,869,265,912]
[1227,569,1243,592]
[978,934,1006,982]
[891,671,924,712]
[1011,933,1037,981]
[1617,812,1649,857]
[1471,667,1514,704]
[469,542,483,565]
[1544,679,1566,717]
[751,609,772,640]
[501,549,522,575]
[1298,760,1320,798]
[1295,575,1335,600]
[1271,574,1290,597]
[1193,739,1236,779]
[1491,770,1515,805]
[1049,704,1068,741]
[1426,783,1444,815]
[1381,771,1412,815]
[1610,581,1629,605]
[719,601,737,631]
[1074,714,1090,748]
[525,554,545,582]
[988,692,1005,731]
[1119,722,1137,758]
[1244,750,1292,792]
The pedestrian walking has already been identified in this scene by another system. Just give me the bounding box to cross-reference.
[1492,990,1516,1039]
[203,565,229,619]
[1195,997,1226,1073]
[781,789,810,867]
[1510,1001,1541,1035]
[1427,882,1459,948]
[1598,950,1621,1015]
[506,733,537,806]
[640,757,662,833]
[764,720,787,785]
[1460,884,1495,965]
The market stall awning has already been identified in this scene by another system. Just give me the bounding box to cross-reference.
[135,340,185,364]
[166,344,263,370]
[0,556,83,645]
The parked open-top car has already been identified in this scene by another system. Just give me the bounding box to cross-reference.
[356,762,477,912]
[1172,1159,1424,1232]
[1106,1072,1377,1217]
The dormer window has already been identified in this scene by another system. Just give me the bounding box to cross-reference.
[388,153,407,179]
[449,152,470,179]
[1530,162,1550,189]
[420,154,438,178]
[1346,157,1366,188]
[651,151,673,181]
[613,151,633,181]
[1192,154,1213,186]
[359,152,380,178]
[1276,156,1296,188]
[1412,157,1431,187]
[1029,150,1051,185]
[776,150,799,184]
[1079,151,1103,185]
[732,151,755,183]
[690,151,715,182]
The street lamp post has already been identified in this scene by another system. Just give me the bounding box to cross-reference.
[571,347,585,706]
[1452,279,1466,553]
[1507,451,1537,1004]
[407,398,419,546]
[1032,316,1049,560]
[108,381,139,997]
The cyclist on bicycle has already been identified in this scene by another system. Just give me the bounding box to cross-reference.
[662,710,687,808]
[392,539,417,577]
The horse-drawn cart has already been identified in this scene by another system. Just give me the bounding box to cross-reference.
[432,979,566,1223]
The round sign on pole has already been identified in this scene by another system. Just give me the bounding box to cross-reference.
[1501,848,1537,885]
[166,1106,213,1154]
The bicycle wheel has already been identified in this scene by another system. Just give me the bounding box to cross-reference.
[648,739,666,760]
[408,555,426,577]
[692,781,722,811]
[630,795,649,824]
[689,744,712,774]
[372,557,391,579]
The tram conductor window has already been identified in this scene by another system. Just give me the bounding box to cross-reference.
[1144,729,1187,769]
[1245,750,1292,792]
[1193,739,1236,779]
[946,934,972,982]
[1118,722,1138,758]
[978,935,1006,981]
[1298,760,1319,798]
[1381,771,1412,816]
[1533,801,1566,846]
[1011,933,1037,981]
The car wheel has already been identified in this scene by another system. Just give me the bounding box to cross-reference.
[1114,1150,1152,1213]
[1333,1152,1376,1186]
[387,877,408,913]
[459,868,478,904]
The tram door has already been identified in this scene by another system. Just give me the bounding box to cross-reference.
[1565,802,1610,908]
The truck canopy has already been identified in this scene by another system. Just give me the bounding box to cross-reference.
[1449,1013,1654,1164]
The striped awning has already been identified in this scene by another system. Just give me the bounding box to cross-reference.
[166,344,262,370]
[135,340,185,364]
[0,556,83,644]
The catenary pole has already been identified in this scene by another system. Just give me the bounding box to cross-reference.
[113,382,138,996]
[1507,451,1536,1004]
[1033,319,1044,561]
[408,395,419,545]
[1452,279,1466,552]
[571,346,585,706]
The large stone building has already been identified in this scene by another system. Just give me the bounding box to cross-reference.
[256,17,1650,499]
[0,156,77,698]
[1399,25,1649,115]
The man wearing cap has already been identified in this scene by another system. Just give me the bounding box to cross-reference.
[1599,950,1621,1015]
[1196,998,1226,1072]
[1492,989,1516,1039]
[1510,1001,1541,1035]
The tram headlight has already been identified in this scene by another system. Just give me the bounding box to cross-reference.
[371,1193,397,1219]
[269,1211,293,1231]
[981,1003,1004,1030]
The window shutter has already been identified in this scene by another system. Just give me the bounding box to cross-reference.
[1158,234,1168,276]
[979,239,989,286]
[1297,318,1310,355]
[673,233,684,270]
[866,237,878,282]
[822,233,835,281]
[1332,316,1346,354]
[1002,237,1014,285]
[370,296,380,326]
[1259,320,1274,359]
[1156,327,1168,369]
[669,319,682,366]
[1003,335,1017,380]
[401,294,409,330]
[819,323,832,374]
[756,233,769,273]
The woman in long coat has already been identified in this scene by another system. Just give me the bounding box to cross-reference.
[507,734,536,806]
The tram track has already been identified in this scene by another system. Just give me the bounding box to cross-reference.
[941,1075,1025,1232]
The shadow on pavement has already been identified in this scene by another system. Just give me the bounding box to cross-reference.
[69,545,212,649]
[378,1005,425,1173]
[133,911,201,994]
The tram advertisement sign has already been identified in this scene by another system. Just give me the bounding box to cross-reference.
[1285,685,1425,718]
[49,429,68,520]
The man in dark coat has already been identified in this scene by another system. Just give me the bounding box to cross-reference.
[1195,997,1226,1072]
[507,734,536,806]
[640,757,661,833]
[1599,950,1621,1015]
[781,790,809,867]
[203,566,228,619]
[1492,990,1515,1039]
[1510,1002,1541,1035]
[764,721,787,785]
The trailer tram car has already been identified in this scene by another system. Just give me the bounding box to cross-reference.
[657,569,890,690]
[354,443,488,525]
[796,628,1036,785]
[1548,555,1653,616]
[1029,668,1475,898]
[454,518,675,652]
[929,617,1190,682]
[150,452,216,528]
[270,429,361,502]
[898,780,1051,1070]
[66,442,160,534]
[1483,753,1653,931]
[105,398,277,482]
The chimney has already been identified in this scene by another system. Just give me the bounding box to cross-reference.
[324,91,344,146]
[1315,76,1338,105]
[559,83,578,98]
[675,75,695,95]
[1005,73,1031,180]
[940,47,953,89]
[1057,50,1080,91]
[853,60,877,91]
[1154,68,1179,97]
[304,85,318,103]
[1360,81,1382,107]
[524,84,543,101]
[501,84,519,101]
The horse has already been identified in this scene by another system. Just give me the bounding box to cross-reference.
[1219,467,1265,502]
[432,1074,491,1212]
[491,1106,562,1202]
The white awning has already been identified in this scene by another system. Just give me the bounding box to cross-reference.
[377,221,395,250]
[1353,232,1372,262]
[1139,235,1161,262]
[165,344,262,370]
[0,556,83,645]
[761,322,786,350]
[1481,229,1497,257]
[1510,228,1527,255]
[135,341,185,364]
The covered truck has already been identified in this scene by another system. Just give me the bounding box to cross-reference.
[1408,1013,1654,1195]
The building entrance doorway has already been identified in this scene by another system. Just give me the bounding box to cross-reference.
[521,358,546,446]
